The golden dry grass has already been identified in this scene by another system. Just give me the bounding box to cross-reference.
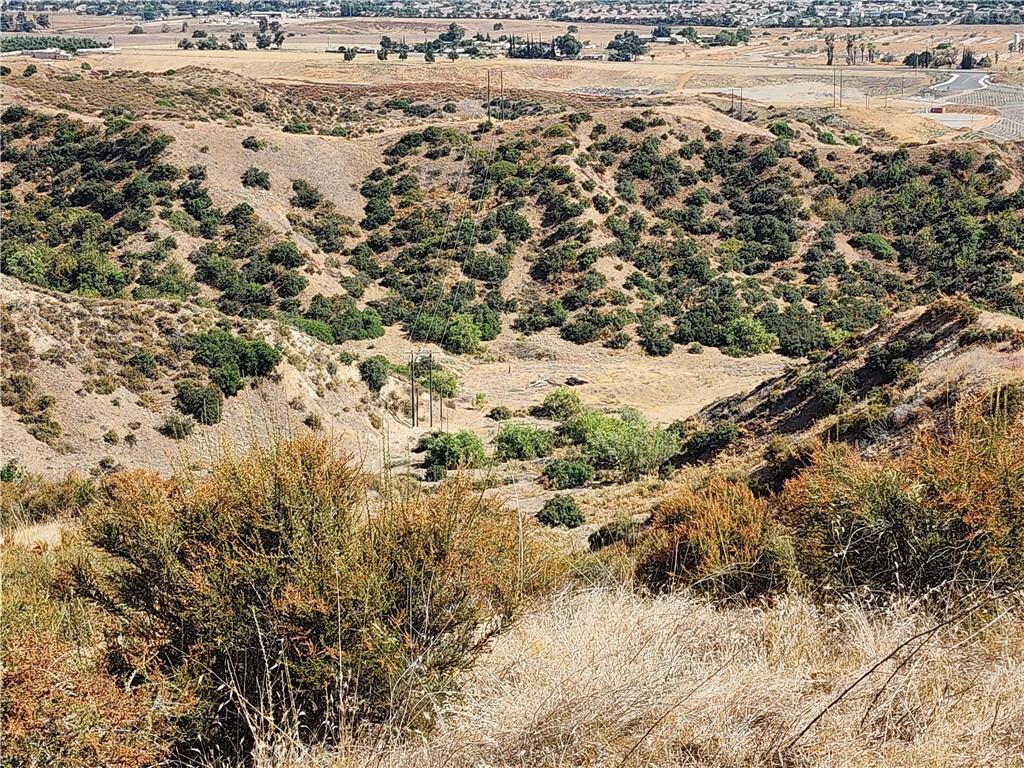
[238,587,1024,768]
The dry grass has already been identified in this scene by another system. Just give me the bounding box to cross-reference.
[244,587,1024,768]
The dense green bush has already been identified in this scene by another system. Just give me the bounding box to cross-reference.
[487,405,513,421]
[723,316,778,357]
[240,166,271,190]
[494,422,554,460]
[536,494,584,528]
[359,355,390,393]
[174,380,223,425]
[532,387,583,421]
[189,329,281,390]
[542,458,595,489]
[564,408,675,480]
[421,430,487,470]
[681,423,740,462]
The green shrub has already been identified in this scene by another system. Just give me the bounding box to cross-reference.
[723,316,778,357]
[241,135,266,151]
[190,329,281,381]
[681,423,740,461]
[564,409,676,480]
[536,494,584,528]
[494,422,554,460]
[128,350,157,377]
[174,380,223,425]
[159,413,195,438]
[240,166,271,190]
[290,317,335,344]
[423,430,486,470]
[488,405,513,422]
[442,314,482,354]
[768,121,795,139]
[542,458,594,489]
[848,233,896,260]
[359,355,390,393]
[533,387,583,421]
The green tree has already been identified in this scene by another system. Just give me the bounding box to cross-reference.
[723,316,778,357]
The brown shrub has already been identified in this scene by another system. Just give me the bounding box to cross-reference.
[74,433,549,758]
[1,543,175,768]
[781,405,1024,595]
[635,474,797,598]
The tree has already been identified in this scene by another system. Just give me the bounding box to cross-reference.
[359,355,389,393]
[554,34,582,59]
[129,24,144,35]
[255,32,271,49]
[442,314,480,354]
[825,33,835,66]
[607,31,649,62]
[229,31,246,50]
[425,48,435,63]
[567,24,578,33]
[653,24,672,38]
[723,316,777,357]
[438,22,465,45]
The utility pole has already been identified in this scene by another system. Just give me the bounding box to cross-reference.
[486,69,492,122]
[409,350,416,427]
[839,68,844,107]
[731,88,735,112]
[738,88,744,120]
[428,352,434,428]
[499,69,505,120]
[833,67,837,108]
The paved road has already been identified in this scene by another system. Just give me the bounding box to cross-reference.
[929,71,991,93]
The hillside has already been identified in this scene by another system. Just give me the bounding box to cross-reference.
[3,75,1023,470]
[4,45,1024,768]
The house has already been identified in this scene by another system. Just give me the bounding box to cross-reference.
[25,48,75,60]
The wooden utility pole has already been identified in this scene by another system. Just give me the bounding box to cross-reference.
[833,68,837,108]
[409,350,416,427]
[499,69,505,120]
[839,69,844,107]
[486,70,492,122]
[428,352,434,428]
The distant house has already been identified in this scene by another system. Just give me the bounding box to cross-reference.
[25,48,75,60]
